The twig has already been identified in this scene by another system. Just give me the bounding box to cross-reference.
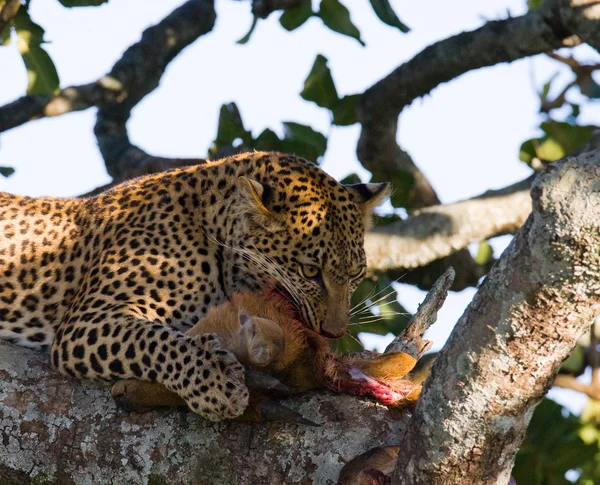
[554,374,600,400]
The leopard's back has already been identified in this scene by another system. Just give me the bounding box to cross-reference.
[0,193,85,348]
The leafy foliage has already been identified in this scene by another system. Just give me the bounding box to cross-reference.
[3,2,600,481]
[12,9,60,96]
[527,0,545,9]
[520,122,594,165]
[473,241,494,265]
[513,399,600,484]
[317,0,364,46]
[368,0,410,33]
[0,167,15,177]
[279,0,313,31]
[209,103,327,163]
[301,54,360,126]
[237,17,258,45]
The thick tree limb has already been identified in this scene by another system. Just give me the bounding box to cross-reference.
[393,151,600,484]
[357,1,585,210]
[0,341,409,485]
[365,176,532,277]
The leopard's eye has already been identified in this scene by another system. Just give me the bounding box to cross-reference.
[300,265,321,279]
[349,267,365,279]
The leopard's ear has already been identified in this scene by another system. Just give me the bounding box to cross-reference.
[345,182,390,213]
[238,176,282,230]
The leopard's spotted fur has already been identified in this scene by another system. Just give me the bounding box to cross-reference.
[0,151,388,420]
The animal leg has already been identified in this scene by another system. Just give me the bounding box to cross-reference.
[53,309,248,421]
[329,352,421,406]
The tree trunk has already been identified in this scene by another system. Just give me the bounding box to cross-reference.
[393,151,600,484]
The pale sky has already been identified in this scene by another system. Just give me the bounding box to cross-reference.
[1,0,599,411]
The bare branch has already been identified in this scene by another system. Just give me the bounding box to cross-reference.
[385,267,455,358]
[393,151,600,484]
[0,83,124,133]
[357,1,585,209]
[554,374,600,400]
[365,176,533,275]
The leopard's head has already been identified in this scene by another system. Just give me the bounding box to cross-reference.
[236,155,389,338]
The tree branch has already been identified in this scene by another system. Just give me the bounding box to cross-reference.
[365,176,533,278]
[0,340,410,485]
[393,151,600,484]
[555,0,600,51]
[93,0,216,180]
[357,1,585,210]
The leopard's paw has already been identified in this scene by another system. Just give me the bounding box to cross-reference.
[185,333,249,421]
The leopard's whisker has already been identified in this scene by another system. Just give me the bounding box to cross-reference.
[350,288,401,318]
[349,274,406,315]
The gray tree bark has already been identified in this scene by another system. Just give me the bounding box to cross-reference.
[0,341,410,485]
[393,151,600,484]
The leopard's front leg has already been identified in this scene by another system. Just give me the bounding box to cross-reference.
[51,311,249,421]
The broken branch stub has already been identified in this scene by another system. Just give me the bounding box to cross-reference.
[385,267,455,359]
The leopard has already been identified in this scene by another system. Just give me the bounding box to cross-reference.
[0,151,388,421]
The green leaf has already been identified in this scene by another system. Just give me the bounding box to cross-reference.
[209,103,253,158]
[237,17,257,45]
[279,0,313,31]
[254,128,282,152]
[527,0,545,9]
[340,173,361,185]
[318,0,365,46]
[559,344,585,374]
[215,103,251,144]
[14,10,59,95]
[332,94,360,125]
[57,0,108,6]
[474,241,493,265]
[0,167,15,177]
[301,54,338,109]
[281,122,327,162]
[368,0,409,33]
[569,103,580,119]
[539,72,558,104]
[519,122,594,165]
[541,121,594,152]
[514,399,600,484]
[0,24,10,46]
